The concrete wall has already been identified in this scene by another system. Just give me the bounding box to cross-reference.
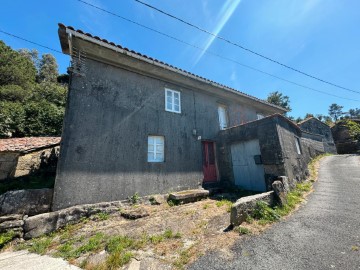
[53,58,276,210]
[0,147,59,181]
[298,118,337,153]
[218,115,324,191]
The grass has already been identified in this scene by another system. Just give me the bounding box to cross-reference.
[28,235,54,255]
[173,248,192,269]
[236,226,251,235]
[0,230,17,248]
[96,212,110,221]
[216,199,233,212]
[129,192,140,204]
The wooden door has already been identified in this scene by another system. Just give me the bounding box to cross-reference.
[231,139,266,191]
[202,141,217,182]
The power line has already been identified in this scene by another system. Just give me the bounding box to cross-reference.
[0,29,63,54]
[75,0,360,102]
[134,0,360,95]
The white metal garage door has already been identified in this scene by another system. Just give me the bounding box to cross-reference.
[231,139,266,191]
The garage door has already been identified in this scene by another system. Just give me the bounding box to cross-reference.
[231,139,266,191]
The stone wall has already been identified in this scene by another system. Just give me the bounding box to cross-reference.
[331,120,360,154]
[0,152,19,180]
[0,146,59,181]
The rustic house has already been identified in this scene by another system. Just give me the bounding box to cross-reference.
[54,24,325,210]
[0,137,60,181]
[297,117,337,154]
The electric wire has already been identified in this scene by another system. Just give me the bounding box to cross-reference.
[134,0,360,95]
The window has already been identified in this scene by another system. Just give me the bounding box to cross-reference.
[148,136,164,162]
[218,105,228,130]
[165,89,181,113]
[257,113,264,120]
[295,137,302,155]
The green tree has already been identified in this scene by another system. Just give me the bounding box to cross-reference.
[0,40,36,88]
[304,113,314,119]
[266,91,291,112]
[0,84,28,102]
[0,102,26,137]
[328,103,343,122]
[30,82,67,107]
[38,54,59,83]
[349,108,360,119]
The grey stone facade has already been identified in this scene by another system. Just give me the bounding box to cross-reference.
[298,117,337,154]
[53,24,285,210]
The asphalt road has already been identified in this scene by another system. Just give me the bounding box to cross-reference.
[190,155,360,270]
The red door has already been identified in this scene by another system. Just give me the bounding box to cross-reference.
[202,141,218,182]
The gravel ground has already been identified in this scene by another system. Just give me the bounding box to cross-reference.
[189,155,360,270]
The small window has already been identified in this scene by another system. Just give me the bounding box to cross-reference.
[148,136,164,162]
[218,105,228,130]
[257,113,264,120]
[295,137,302,155]
[165,89,181,113]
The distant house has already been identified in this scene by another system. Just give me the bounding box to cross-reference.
[331,119,360,154]
[0,137,60,181]
[53,24,325,210]
[298,117,337,154]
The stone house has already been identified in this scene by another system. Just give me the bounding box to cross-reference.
[297,117,337,154]
[0,137,60,181]
[54,24,324,210]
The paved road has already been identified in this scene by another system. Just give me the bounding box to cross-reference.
[190,155,360,270]
[0,250,81,270]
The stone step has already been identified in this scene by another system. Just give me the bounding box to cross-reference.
[168,189,209,204]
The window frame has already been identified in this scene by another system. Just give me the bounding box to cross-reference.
[295,137,302,155]
[218,105,228,130]
[148,135,165,163]
[165,88,181,114]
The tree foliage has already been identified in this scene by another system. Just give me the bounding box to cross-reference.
[266,91,291,112]
[328,103,343,121]
[0,41,67,138]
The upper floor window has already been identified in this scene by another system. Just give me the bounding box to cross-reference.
[257,113,264,120]
[148,136,164,162]
[295,137,302,155]
[165,89,181,113]
[218,105,228,130]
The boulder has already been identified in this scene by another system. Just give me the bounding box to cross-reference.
[121,208,149,220]
[272,181,287,206]
[0,219,24,232]
[277,176,291,193]
[230,191,275,226]
[148,195,167,205]
[0,189,53,216]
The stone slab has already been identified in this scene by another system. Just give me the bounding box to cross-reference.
[168,189,209,204]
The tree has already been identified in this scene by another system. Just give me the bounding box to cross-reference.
[18,48,39,68]
[38,54,59,83]
[304,113,314,119]
[0,40,36,88]
[349,108,360,119]
[316,114,324,121]
[266,91,291,113]
[328,103,343,122]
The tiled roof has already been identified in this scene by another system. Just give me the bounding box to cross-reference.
[0,137,61,153]
[58,23,286,112]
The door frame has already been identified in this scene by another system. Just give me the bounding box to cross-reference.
[201,140,220,182]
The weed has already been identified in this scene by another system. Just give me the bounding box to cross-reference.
[129,193,140,204]
[173,248,192,269]
[106,235,135,253]
[167,199,179,207]
[216,199,232,212]
[251,201,280,224]
[56,242,76,259]
[351,245,359,251]
[28,236,54,255]
[96,212,110,221]
[237,226,251,235]
[163,229,174,239]
[106,251,133,269]
[149,234,164,244]
[0,230,17,248]
[203,203,211,209]
[76,233,106,255]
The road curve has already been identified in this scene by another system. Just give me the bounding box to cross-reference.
[190,155,360,270]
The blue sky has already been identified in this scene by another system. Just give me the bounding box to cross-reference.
[1,0,359,118]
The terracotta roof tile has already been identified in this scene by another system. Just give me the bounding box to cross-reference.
[0,137,61,153]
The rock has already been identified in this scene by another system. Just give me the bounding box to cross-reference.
[148,195,167,205]
[121,208,149,220]
[272,181,288,206]
[230,191,275,226]
[277,176,291,193]
[0,214,23,223]
[86,250,108,266]
[0,189,53,216]
[127,258,140,270]
[168,189,209,204]
[0,220,24,232]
